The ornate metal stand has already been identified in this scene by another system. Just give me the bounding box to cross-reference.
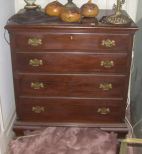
[104,0,131,25]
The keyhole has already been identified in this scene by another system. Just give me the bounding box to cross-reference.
[70,36,73,40]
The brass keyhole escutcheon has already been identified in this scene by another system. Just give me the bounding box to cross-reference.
[70,35,73,40]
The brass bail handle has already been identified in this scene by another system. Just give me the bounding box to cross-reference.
[97,107,110,115]
[31,82,44,90]
[101,60,114,68]
[28,37,42,47]
[99,83,112,91]
[32,106,45,113]
[29,59,43,67]
[101,39,116,48]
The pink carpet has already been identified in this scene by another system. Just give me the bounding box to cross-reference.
[9,127,118,154]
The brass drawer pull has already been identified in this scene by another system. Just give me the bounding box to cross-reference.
[32,106,45,113]
[101,60,114,68]
[97,107,110,115]
[28,37,42,47]
[29,59,43,67]
[99,83,112,91]
[31,82,44,90]
[101,39,116,48]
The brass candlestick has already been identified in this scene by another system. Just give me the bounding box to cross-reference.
[105,0,131,25]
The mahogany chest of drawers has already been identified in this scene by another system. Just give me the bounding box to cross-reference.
[5,9,138,136]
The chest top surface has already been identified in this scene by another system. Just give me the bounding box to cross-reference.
[5,9,138,32]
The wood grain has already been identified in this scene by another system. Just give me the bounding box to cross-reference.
[5,9,138,136]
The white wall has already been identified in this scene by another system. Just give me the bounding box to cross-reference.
[126,0,139,21]
[0,0,15,153]
[0,0,15,131]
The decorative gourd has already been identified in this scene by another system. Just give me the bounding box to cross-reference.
[45,0,63,17]
[81,0,99,17]
[60,0,81,23]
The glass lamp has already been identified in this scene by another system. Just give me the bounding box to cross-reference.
[24,0,38,9]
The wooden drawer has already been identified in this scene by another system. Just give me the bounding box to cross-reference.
[13,32,130,51]
[16,74,126,98]
[6,9,138,137]
[18,97,124,123]
[15,52,128,74]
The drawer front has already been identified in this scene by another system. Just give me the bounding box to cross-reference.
[16,52,128,74]
[17,74,126,98]
[18,98,124,123]
[14,33,130,51]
